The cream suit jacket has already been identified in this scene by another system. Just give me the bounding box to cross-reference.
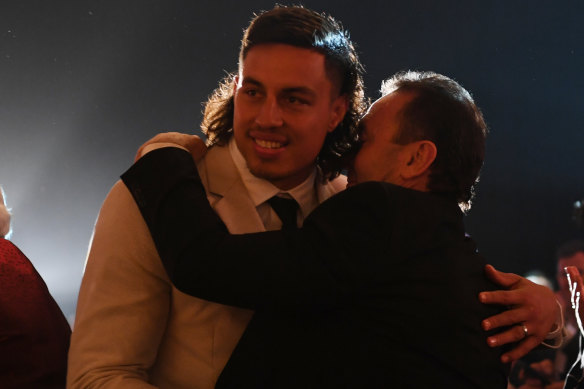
[67,144,347,389]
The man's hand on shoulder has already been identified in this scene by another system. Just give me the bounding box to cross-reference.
[479,265,561,363]
[135,132,208,163]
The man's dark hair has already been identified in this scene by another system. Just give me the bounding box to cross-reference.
[556,239,584,260]
[381,71,487,211]
[201,5,366,181]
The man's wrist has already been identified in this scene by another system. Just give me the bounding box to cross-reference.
[542,299,565,348]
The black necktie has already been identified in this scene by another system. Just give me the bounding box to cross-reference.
[267,196,299,230]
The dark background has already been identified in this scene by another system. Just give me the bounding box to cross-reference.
[1,0,583,323]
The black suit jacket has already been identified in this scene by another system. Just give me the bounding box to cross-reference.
[122,148,508,388]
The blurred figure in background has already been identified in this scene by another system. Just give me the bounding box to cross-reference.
[525,270,554,290]
[508,242,584,389]
[564,262,584,388]
[0,186,71,389]
[555,240,584,386]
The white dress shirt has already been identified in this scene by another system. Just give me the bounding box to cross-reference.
[229,138,319,230]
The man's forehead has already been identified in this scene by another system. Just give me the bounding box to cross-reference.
[359,91,418,140]
[239,43,334,93]
[364,92,408,122]
[241,43,326,69]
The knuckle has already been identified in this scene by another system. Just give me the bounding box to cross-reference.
[502,329,516,342]
[487,315,501,326]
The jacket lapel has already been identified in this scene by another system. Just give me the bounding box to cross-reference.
[198,145,347,232]
[197,145,266,234]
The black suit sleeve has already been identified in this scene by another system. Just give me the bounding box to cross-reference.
[122,148,395,309]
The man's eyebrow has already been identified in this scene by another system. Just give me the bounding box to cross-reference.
[240,77,317,97]
[282,87,317,98]
[240,77,263,87]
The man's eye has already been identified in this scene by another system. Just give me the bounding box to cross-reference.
[246,89,258,97]
[287,96,307,105]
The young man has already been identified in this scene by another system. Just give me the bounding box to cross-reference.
[68,6,364,389]
[69,6,560,389]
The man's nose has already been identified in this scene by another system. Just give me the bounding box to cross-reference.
[255,96,283,128]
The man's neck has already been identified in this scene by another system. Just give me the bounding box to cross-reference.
[228,138,318,217]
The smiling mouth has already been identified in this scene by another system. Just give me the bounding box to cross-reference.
[254,138,284,149]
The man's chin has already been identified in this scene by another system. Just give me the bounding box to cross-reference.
[248,165,308,191]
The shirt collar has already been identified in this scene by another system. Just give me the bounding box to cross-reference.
[228,137,317,218]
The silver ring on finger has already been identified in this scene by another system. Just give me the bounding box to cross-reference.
[521,323,529,339]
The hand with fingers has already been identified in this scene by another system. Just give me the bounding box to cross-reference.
[479,265,561,363]
[135,132,208,163]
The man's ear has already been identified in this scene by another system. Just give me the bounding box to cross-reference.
[401,140,437,179]
[328,95,348,132]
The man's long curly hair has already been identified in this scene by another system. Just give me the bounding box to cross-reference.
[201,5,367,181]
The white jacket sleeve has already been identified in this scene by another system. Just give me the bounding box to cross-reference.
[67,180,168,388]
